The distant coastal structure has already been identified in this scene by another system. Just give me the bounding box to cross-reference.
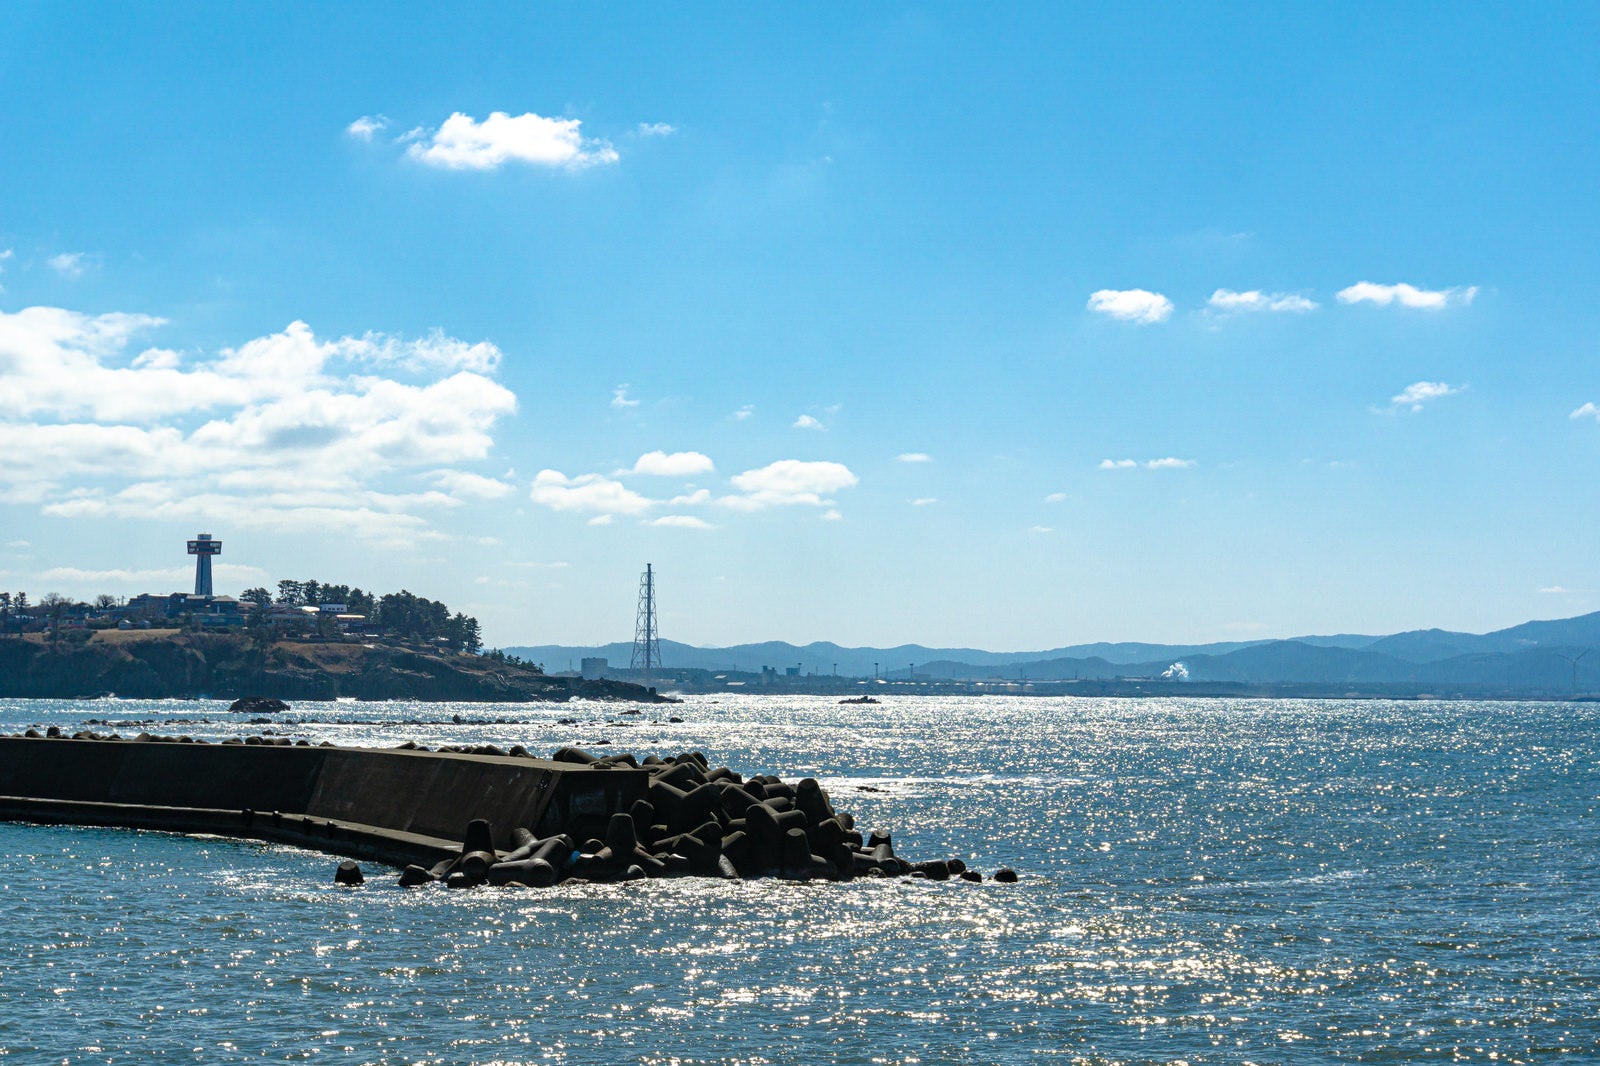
[187,532,221,597]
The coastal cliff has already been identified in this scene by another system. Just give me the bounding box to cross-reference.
[0,630,666,703]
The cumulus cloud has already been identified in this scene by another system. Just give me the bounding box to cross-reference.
[637,122,677,137]
[732,405,754,421]
[1029,525,1054,534]
[1208,289,1319,313]
[346,115,389,140]
[793,414,824,430]
[1570,402,1600,421]
[625,450,714,477]
[1044,492,1067,503]
[1100,457,1196,470]
[1539,585,1575,594]
[529,470,653,516]
[527,456,857,523]
[910,497,938,506]
[822,509,844,521]
[611,384,640,409]
[407,111,619,170]
[1087,288,1172,324]
[897,452,932,463]
[1338,281,1477,310]
[0,307,517,539]
[725,459,858,509]
[48,253,89,279]
[430,470,515,499]
[1389,381,1463,412]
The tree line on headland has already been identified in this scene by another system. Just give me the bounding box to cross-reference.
[242,580,484,653]
[1,580,485,655]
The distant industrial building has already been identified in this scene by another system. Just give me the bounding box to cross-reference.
[580,657,608,680]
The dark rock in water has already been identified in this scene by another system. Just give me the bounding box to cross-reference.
[228,696,289,715]
[993,868,1019,883]
[398,864,434,887]
[960,869,983,883]
[334,860,364,886]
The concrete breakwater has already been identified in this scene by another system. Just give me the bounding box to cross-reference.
[0,730,1013,886]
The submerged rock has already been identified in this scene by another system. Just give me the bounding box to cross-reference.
[228,696,290,715]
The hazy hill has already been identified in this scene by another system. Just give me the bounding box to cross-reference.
[508,610,1600,693]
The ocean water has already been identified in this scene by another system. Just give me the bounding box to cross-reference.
[0,694,1596,1064]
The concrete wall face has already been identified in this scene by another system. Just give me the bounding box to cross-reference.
[0,738,647,853]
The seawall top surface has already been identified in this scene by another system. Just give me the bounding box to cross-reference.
[0,736,649,849]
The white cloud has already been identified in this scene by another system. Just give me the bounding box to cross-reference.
[37,563,269,589]
[0,248,12,271]
[626,450,714,477]
[48,253,89,279]
[1029,525,1054,534]
[1389,381,1463,412]
[429,469,515,499]
[1338,281,1477,310]
[1208,289,1319,313]
[611,384,640,409]
[587,514,613,526]
[896,452,932,463]
[346,115,389,141]
[529,470,653,515]
[637,122,677,137]
[726,459,858,509]
[349,329,501,374]
[1539,585,1575,594]
[0,308,517,539]
[407,111,619,171]
[822,509,844,521]
[1044,492,1067,503]
[667,488,712,506]
[733,405,754,421]
[1570,402,1600,421]
[647,515,712,530]
[1100,457,1195,470]
[793,414,824,430]
[910,497,938,506]
[1087,288,1172,324]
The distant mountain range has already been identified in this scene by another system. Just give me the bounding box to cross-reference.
[506,610,1600,692]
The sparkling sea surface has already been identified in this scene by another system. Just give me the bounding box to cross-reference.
[0,694,1596,1064]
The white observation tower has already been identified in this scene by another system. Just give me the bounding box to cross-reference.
[187,533,222,597]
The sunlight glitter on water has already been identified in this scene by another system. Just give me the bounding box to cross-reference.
[2,695,1598,1062]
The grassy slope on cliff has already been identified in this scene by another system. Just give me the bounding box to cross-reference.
[0,631,662,702]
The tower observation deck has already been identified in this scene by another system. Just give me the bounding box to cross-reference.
[187,533,222,597]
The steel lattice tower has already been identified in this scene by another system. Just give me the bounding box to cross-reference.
[631,563,662,677]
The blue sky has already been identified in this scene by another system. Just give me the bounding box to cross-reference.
[3,4,1599,649]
